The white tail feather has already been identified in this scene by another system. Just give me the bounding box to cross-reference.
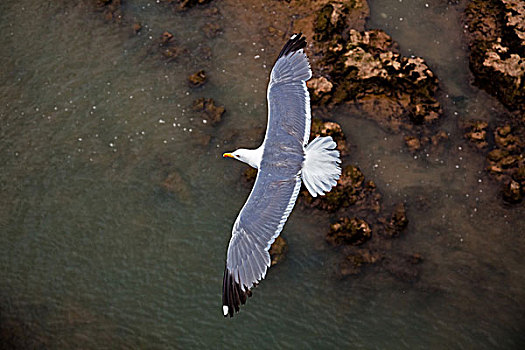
[302,136,341,197]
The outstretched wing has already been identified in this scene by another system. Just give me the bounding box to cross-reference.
[222,172,301,317]
[222,33,313,317]
[267,33,312,147]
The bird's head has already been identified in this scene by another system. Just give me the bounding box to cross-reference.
[223,148,261,169]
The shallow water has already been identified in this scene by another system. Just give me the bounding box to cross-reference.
[0,0,524,348]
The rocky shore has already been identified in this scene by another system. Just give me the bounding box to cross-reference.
[463,0,524,203]
[90,0,523,279]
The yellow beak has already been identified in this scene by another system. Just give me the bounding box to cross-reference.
[223,153,234,158]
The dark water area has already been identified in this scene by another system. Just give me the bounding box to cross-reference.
[0,0,524,348]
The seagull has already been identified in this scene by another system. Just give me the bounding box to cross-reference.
[221,33,341,317]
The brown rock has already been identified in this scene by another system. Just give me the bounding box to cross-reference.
[269,236,288,266]
[133,22,142,33]
[202,22,222,38]
[327,217,372,246]
[405,136,421,153]
[161,31,174,45]
[464,0,525,112]
[502,179,522,203]
[192,98,225,125]
[188,70,207,87]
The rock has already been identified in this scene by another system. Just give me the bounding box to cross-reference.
[487,148,509,162]
[405,136,421,153]
[502,179,522,203]
[133,22,142,33]
[309,26,442,132]
[191,98,225,125]
[161,31,174,45]
[159,31,182,60]
[188,70,207,87]
[269,236,288,266]
[242,167,258,187]
[481,114,525,202]
[382,255,420,283]
[161,171,190,201]
[464,120,489,149]
[202,22,222,38]
[380,203,408,237]
[327,217,372,246]
[94,0,123,23]
[268,26,285,37]
[177,0,214,10]
[307,77,334,104]
[302,165,371,212]
[338,249,380,277]
[464,0,525,112]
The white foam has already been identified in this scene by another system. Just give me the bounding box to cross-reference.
[222,305,229,316]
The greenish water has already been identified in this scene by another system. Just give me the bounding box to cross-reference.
[0,0,524,348]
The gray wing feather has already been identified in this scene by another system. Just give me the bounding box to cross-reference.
[223,34,312,317]
[226,173,302,290]
[268,48,312,146]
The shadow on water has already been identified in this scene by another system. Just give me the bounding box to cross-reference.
[0,0,524,348]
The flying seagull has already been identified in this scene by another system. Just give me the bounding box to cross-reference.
[221,33,341,317]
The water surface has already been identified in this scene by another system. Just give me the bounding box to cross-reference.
[0,0,524,348]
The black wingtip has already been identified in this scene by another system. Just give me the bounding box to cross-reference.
[222,268,252,318]
[277,33,307,60]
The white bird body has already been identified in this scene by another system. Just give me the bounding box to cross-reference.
[222,34,341,317]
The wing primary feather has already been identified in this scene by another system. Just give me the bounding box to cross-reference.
[276,33,306,60]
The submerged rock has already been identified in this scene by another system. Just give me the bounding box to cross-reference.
[94,0,123,23]
[301,165,380,213]
[188,70,207,87]
[466,116,524,203]
[202,22,222,38]
[382,254,422,283]
[269,236,288,266]
[379,203,409,237]
[463,120,489,149]
[176,0,214,10]
[338,249,381,277]
[161,171,191,201]
[159,31,182,60]
[191,98,225,125]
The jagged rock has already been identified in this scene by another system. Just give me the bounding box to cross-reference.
[159,31,182,60]
[161,31,174,44]
[464,0,525,112]
[310,27,441,132]
[405,136,421,153]
[188,70,207,87]
[307,76,333,104]
[269,236,288,266]
[464,120,489,149]
[327,217,372,246]
[191,98,225,125]
[502,179,522,202]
